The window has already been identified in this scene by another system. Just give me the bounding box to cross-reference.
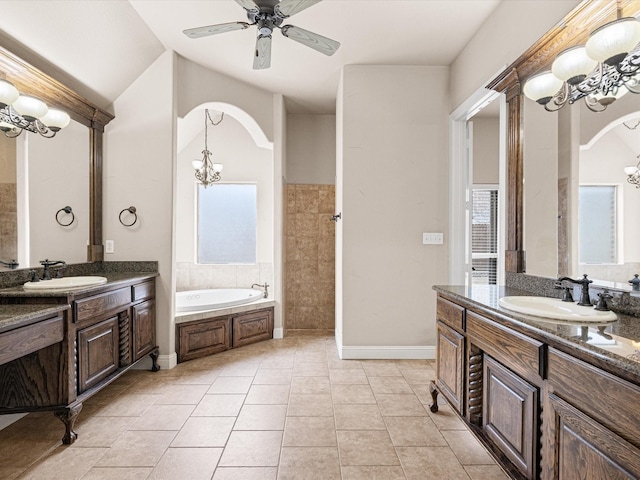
[579,185,617,264]
[471,188,498,285]
[197,184,257,264]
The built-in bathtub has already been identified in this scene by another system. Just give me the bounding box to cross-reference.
[176,288,264,313]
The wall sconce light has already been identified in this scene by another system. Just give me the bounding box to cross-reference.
[625,157,640,188]
[0,79,70,137]
[193,109,224,187]
[523,16,640,112]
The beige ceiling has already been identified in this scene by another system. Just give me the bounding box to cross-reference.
[0,0,501,114]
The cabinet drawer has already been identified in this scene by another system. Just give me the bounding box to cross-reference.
[232,309,273,348]
[548,348,640,447]
[75,288,130,326]
[0,315,64,365]
[132,300,156,361]
[467,311,543,381]
[132,281,154,302]
[437,297,465,332]
[484,355,538,479]
[436,320,464,414]
[77,316,119,393]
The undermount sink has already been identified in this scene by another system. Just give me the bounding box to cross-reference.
[498,296,617,322]
[23,276,108,291]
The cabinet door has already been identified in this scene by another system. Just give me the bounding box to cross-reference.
[232,309,273,348]
[78,316,119,393]
[436,321,464,413]
[549,393,640,480]
[132,300,156,361]
[483,355,538,479]
[178,317,231,363]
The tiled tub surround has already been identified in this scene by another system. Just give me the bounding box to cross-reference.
[284,184,336,332]
[175,262,273,293]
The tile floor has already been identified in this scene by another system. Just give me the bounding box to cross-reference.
[0,335,509,480]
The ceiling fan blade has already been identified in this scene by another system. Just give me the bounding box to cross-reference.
[281,25,340,56]
[253,35,272,69]
[183,22,250,39]
[275,0,322,18]
[234,0,260,12]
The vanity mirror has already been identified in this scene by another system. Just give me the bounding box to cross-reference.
[0,45,113,270]
[488,0,640,291]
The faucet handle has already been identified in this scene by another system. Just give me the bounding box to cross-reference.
[28,270,40,282]
[595,290,613,311]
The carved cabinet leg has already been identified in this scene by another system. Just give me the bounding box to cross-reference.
[150,347,161,372]
[429,380,439,413]
[54,403,83,445]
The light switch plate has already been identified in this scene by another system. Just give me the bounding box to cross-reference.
[422,232,444,245]
[105,240,114,254]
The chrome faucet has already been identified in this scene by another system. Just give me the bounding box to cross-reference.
[251,282,269,298]
[556,274,593,306]
[40,259,66,280]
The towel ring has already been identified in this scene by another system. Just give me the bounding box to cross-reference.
[55,206,75,227]
[119,206,138,227]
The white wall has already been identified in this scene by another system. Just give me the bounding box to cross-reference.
[337,65,449,358]
[104,50,176,368]
[286,114,336,184]
[175,110,274,291]
[581,132,640,273]
[28,120,89,265]
[523,97,558,278]
[450,0,581,111]
[472,117,499,185]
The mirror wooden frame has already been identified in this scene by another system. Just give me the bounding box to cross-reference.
[486,0,640,273]
[0,46,114,262]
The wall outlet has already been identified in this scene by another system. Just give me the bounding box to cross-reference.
[105,240,114,254]
[422,232,444,245]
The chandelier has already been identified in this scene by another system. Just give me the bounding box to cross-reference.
[524,17,640,112]
[192,109,224,187]
[626,156,640,187]
[0,79,70,138]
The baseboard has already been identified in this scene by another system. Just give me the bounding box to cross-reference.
[130,352,177,370]
[273,327,284,339]
[338,344,436,360]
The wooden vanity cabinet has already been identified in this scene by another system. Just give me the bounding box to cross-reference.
[0,276,158,444]
[432,293,640,480]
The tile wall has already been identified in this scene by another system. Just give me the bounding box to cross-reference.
[284,184,335,332]
[175,262,273,292]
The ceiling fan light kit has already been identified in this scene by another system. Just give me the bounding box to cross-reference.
[183,0,340,70]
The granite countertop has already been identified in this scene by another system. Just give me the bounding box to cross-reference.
[433,285,640,380]
[0,304,70,334]
[0,271,158,298]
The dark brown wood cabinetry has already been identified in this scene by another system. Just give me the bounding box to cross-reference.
[432,291,640,480]
[0,275,158,444]
[177,306,274,363]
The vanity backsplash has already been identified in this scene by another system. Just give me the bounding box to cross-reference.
[506,272,640,318]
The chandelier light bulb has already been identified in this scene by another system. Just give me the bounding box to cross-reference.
[586,17,640,66]
[552,46,597,85]
[39,108,71,131]
[523,71,563,104]
[192,159,204,170]
[213,163,223,173]
[12,95,48,122]
[0,79,19,108]
[624,165,639,176]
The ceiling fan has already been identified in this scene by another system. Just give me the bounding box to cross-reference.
[183,0,340,70]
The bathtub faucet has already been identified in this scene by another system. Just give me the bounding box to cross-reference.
[252,283,269,298]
